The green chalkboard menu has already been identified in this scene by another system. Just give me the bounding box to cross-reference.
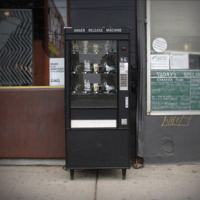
[151,70,200,111]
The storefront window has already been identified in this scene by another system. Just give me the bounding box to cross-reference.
[0,9,33,86]
[0,0,67,87]
[147,1,200,114]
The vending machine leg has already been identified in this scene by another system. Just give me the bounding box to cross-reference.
[70,169,74,180]
[122,169,126,180]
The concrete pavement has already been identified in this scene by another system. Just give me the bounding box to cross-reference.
[0,163,200,200]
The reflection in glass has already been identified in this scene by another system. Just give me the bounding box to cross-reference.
[0,9,33,86]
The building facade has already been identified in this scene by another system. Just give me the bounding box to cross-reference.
[0,0,200,164]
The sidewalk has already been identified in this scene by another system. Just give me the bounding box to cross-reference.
[0,163,200,200]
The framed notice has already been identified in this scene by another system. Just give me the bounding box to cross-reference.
[50,58,65,86]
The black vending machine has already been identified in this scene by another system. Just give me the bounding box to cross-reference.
[65,27,131,179]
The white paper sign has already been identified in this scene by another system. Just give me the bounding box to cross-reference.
[152,38,167,53]
[151,54,169,70]
[50,58,65,86]
[170,53,189,69]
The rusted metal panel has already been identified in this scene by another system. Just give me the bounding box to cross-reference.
[0,88,65,158]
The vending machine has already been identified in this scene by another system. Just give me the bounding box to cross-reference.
[65,27,131,179]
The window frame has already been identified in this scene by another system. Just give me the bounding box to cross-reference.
[146,0,200,116]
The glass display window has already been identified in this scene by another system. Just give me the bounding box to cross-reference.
[70,40,117,108]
